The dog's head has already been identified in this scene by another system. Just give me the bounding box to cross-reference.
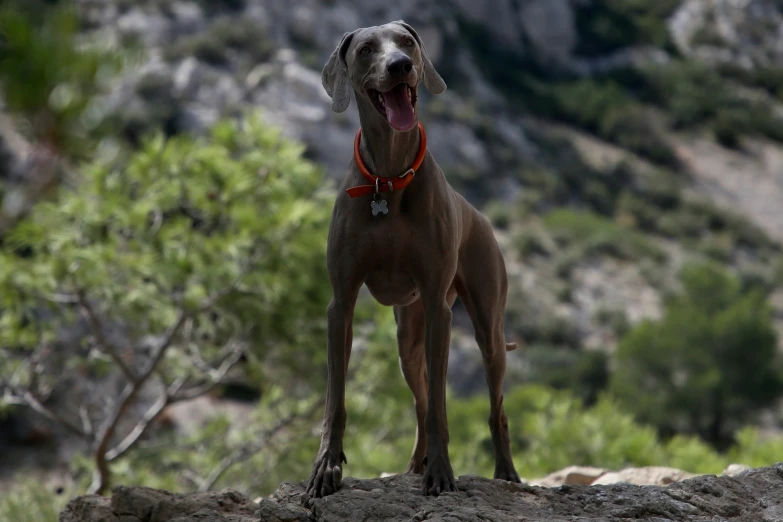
[322,21,446,132]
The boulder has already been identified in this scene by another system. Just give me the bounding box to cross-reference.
[592,466,698,486]
[529,465,609,487]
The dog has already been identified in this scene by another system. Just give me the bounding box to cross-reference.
[307,21,521,498]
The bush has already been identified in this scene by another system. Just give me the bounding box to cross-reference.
[484,201,512,230]
[610,263,783,447]
[0,1,125,158]
[514,229,552,258]
[451,384,783,479]
[634,60,783,145]
[573,0,682,56]
[533,80,678,166]
[0,115,335,493]
[543,208,667,263]
[599,106,678,167]
[522,346,610,406]
[717,64,783,101]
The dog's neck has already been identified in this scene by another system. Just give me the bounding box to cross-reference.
[356,97,421,179]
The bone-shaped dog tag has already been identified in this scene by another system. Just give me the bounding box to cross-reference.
[371,199,388,216]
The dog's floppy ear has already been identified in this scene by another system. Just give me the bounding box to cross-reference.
[392,20,447,95]
[322,30,357,113]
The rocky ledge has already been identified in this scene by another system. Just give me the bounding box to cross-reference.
[60,464,783,522]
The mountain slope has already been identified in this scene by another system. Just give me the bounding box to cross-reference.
[71,0,783,387]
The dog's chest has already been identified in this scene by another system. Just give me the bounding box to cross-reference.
[360,213,427,307]
[363,212,421,264]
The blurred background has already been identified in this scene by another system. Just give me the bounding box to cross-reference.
[2,0,783,519]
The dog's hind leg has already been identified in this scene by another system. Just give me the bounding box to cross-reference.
[395,286,458,475]
[456,229,521,483]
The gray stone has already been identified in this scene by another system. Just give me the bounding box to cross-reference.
[59,464,783,521]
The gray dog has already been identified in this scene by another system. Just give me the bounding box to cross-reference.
[307,21,521,498]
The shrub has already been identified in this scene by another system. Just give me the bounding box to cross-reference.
[0,115,334,493]
[610,263,783,446]
[484,201,512,230]
[573,0,682,56]
[0,2,125,158]
[543,208,667,263]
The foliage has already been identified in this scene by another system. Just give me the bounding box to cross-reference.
[0,115,334,491]
[518,79,679,167]
[610,263,783,446]
[7,378,783,521]
[543,208,666,263]
[0,0,127,158]
[623,60,783,146]
[573,0,682,56]
[718,64,783,101]
[521,346,610,406]
[0,479,73,522]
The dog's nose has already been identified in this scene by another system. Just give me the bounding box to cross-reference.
[387,53,413,77]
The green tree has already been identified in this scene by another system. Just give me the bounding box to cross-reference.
[0,115,334,493]
[610,262,783,447]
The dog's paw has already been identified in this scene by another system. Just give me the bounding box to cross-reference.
[494,461,522,483]
[306,450,347,498]
[421,456,456,496]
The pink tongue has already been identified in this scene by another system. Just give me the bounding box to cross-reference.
[384,84,415,131]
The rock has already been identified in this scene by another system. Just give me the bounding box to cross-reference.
[722,463,752,477]
[116,8,171,47]
[592,466,698,486]
[58,495,119,522]
[530,465,609,487]
[59,464,783,521]
[172,58,202,98]
[169,2,204,27]
[669,0,783,68]
[519,0,577,65]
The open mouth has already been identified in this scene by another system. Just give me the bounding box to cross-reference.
[368,83,417,132]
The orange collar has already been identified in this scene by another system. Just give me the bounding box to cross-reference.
[346,122,427,198]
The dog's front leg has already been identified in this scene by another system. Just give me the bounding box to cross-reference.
[421,297,457,496]
[307,295,356,498]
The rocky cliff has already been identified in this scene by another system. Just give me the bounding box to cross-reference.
[59,464,783,521]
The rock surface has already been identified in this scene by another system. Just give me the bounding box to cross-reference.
[60,464,783,522]
[592,466,698,486]
[529,465,610,487]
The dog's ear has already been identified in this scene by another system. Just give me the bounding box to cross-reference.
[322,30,357,113]
[392,20,447,95]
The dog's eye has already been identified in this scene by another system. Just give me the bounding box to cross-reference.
[359,46,372,55]
[403,37,415,47]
